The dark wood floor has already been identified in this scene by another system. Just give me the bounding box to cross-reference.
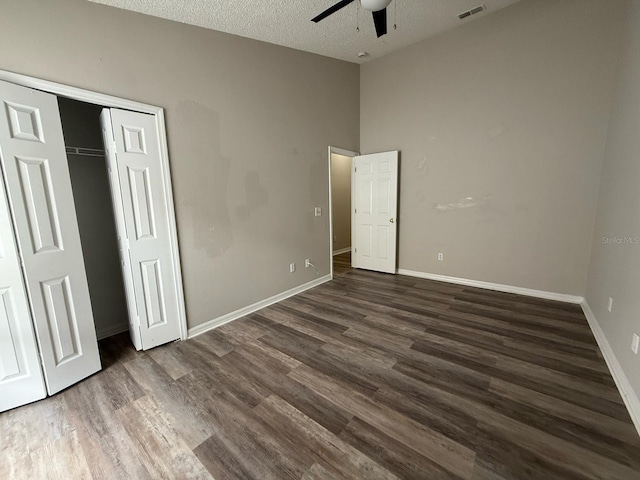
[2,255,640,479]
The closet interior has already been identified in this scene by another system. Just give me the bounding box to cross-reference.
[58,97,130,342]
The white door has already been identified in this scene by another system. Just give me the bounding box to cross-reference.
[0,80,101,395]
[100,110,142,350]
[0,167,46,411]
[352,151,399,274]
[101,108,181,350]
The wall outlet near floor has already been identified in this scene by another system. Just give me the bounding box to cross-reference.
[289,263,296,273]
[437,252,444,261]
[314,207,322,217]
[607,297,613,312]
[632,333,640,355]
[305,259,311,268]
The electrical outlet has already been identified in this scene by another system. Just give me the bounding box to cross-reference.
[305,259,311,268]
[314,207,322,217]
[608,297,613,312]
[289,263,296,273]
[437,252,444,261]
[632,333,639,355]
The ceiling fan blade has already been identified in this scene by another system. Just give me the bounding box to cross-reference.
[372,8,387,37]
[312,0,355,23]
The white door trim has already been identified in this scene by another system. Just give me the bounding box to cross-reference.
[328,146,358,279]
[0,69,188,342]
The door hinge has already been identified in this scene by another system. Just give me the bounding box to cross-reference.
[354,167,357,173]
[355,248,357,253]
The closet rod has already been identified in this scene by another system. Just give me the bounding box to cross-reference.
[65,146,105,157]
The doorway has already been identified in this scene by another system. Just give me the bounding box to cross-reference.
[59,98,130,341]
[328,146,358,278]
[328,146,400,278]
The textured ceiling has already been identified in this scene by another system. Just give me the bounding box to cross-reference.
[87,0,522,64]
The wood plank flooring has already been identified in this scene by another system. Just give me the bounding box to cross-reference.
[2,254,639,479]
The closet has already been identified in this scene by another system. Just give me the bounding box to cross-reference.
[0,77,185,412]
[60,98,130,341]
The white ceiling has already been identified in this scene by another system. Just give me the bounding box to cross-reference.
[87,0,522,64]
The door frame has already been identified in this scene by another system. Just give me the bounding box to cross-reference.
[0,69,188,342]
[327,146,358,279]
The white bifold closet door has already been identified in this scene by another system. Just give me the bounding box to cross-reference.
[101,109,181,350]
[0,80,101,398]
[0,161,46,411]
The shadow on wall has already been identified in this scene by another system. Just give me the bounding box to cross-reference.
[173,100,233,258]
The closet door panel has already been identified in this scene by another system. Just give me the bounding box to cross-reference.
[0,167,46,412]
[0,79,100,395]
[105,108,181,350]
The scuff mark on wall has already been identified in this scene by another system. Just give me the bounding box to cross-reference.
[488,124,508,139]
[237,171,269,220]
[417,156,429,176]
[435,196,492,212]
[173,100,233,258]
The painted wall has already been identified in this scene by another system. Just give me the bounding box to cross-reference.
[585,0,640,403]
[360,0,625,295]
[331,153,352,252]
[0,0,359,329]
[59,98,130,340]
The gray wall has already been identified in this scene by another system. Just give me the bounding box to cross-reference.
[59,98,129,340]
[0,0,359,329]
[331,153,352,252]
[360,0,625,295]
[586,0,640,401]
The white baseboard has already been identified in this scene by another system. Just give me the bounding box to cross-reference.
[581,301,640,437]
[96,323,129,340]
[333,247,351,256]
[187,275,332,339]
[396,269,584,304]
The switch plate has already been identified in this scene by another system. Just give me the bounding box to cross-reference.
[289,263,296,273]
[314,207,322,217]
[608,297,613,312]
[632,333,639,355]
[437,253,444,261]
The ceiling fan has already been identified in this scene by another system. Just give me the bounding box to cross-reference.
[312,0,392,38]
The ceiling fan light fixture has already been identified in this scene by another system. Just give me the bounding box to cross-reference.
[360,0,392,12]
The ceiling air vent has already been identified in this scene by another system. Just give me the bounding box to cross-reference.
[458,4,486,20]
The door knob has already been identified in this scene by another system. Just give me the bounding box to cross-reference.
[390,218,395,223]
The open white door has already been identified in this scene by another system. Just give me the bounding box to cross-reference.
[101,108,181,350]
[0,167,46,411]
[0,80,101,395]
[352,151,399,274]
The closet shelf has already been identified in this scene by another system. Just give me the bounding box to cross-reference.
[65,146,105,157]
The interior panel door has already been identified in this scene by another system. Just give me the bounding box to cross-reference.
[0,80,101,395]
[0,166,46,412]
[352,151,398,274]
[105,108,181,350]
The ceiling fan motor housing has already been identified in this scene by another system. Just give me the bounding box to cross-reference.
[361,0,392,12]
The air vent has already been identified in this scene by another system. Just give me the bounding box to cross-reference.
[458,4,486,20]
